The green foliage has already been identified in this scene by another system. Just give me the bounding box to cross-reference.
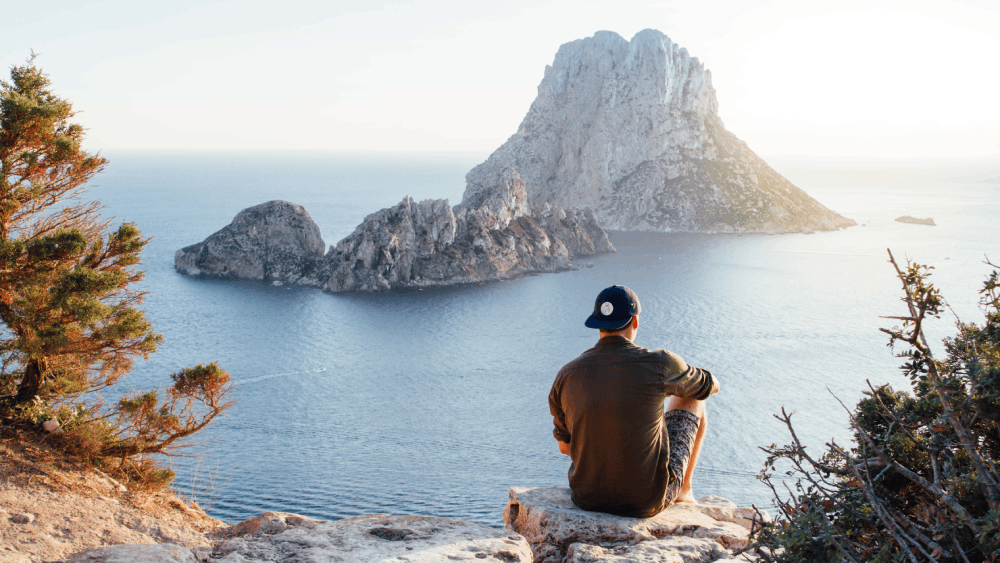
[0,56,234,490]
[750,252,1000,563]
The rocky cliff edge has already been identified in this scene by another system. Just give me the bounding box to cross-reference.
[49,486,767,563]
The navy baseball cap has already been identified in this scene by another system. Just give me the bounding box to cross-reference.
[585,285,642,329]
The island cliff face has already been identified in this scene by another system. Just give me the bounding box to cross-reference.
[174,201,325,284]
[175,169,614,292]
[464,29,854,233]
[304,167,613,292]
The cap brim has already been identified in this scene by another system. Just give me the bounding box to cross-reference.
[585,315,633,330]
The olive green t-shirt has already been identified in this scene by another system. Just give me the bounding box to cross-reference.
[548,335,716,517]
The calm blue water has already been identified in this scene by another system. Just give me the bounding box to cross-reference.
[85,152,1000,526]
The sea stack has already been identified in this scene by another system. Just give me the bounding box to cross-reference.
[465,29,855,233]
[174,200,325,284]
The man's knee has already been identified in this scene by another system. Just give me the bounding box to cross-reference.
[666,396,705,419]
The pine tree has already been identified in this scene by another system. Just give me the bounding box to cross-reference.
[0,55,232,486]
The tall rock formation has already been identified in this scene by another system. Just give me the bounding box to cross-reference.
[464,29,854,233]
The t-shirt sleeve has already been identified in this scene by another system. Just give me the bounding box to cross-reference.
[660,351,717,400]
[549,375,571,443]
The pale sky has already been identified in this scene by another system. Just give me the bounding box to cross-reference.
[2,0,998,158]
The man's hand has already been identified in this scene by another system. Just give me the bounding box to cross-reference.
[709,375,721,396]
[558,440,571,456]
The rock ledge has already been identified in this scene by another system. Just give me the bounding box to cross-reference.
[504,487,766,563]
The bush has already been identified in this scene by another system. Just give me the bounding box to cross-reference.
[749,251,1000,563]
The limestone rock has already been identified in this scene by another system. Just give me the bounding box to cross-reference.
[226,511,322,537]
[564,536,733,563]
[10,512,34,524]
[65,544,197,563]
[42,418,61,433]
[305,166,615,292]
[895,215,936,226]
[465,29,855,234]
[694,495,772,531]
[174,200,325,283]
[503,487,752,563]
[211,513,532,562]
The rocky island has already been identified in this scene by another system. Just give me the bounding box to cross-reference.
[176,167,614,291]
[895,215,936,226]
[467,29,854,234]
[177,28,854,290]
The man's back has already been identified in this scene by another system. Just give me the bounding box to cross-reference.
[549,335,715,517]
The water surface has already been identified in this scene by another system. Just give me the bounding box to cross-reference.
[87,152,1000,525]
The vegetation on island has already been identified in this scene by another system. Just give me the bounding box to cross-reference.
[749,251,1000,562]
[0,55,233,488]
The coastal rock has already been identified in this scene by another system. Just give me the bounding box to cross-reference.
[226,511,321,536]
[564,536,743,563]
[211,513,532,562]
[503,487,754,563]
[304,166,615,292]
[695,495,772,531]
[174,200,325,283]
[895,215,936,226]
[465,29,854,234]
[65,544,197,563]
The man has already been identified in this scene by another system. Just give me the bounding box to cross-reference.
[548,285,719,518]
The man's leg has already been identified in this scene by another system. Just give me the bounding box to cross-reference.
[666,396,707,504]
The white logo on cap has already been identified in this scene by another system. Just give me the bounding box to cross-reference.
[601,302,614,316]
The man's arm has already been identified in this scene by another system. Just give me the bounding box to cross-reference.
[549,375,572,455]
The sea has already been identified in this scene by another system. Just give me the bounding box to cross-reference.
[84,151,1000,526]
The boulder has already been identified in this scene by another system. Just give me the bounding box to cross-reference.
[503,487,760,563]
[465,29,854,234]
[226,511,322,536]
[694,495,771,531]
[174,200,325,283]
[210,513,532,562]
[10,512,34,524]
[65,544,198,563]
[42,418,61,433]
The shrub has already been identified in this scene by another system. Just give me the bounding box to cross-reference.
[749,250,1000,563]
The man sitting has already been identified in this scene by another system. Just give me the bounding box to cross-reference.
[548,285,719,517]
